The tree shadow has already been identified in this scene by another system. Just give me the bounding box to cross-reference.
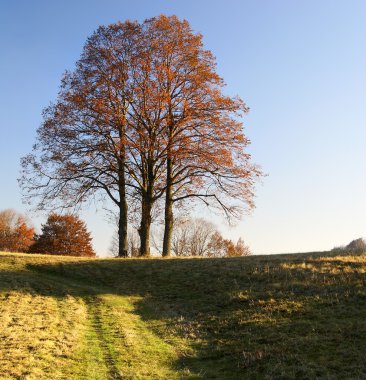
[1,252,366,378]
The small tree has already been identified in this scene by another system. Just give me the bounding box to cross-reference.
[171,216,251,257]
[332,238,366,253]
[207,231,227,257]
[171,218,193,256]
[110,226,140,257]
[208,232,251,257]
[171,217,216,256]
[346,238,366,252]
[233,238,251,257]
[0,209,34,252]
[30,214,95,256]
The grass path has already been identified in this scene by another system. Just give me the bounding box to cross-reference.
[40,272,184,379]
[0,256,185,379]
[85,296,123,380]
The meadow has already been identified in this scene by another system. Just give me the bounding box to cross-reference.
[1,250,366,379]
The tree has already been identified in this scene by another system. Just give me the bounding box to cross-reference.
[171,217,216,256]
[137,16,262,256]
[207,231,228,257]
[207,231,251,257]
[0,209,34,252]
[29,213,95,256]
[332,238,366,253]
[233,237,251,257]
[346,238,366,252]
[109,226,140,257]
[21,15,261,257]
[171,216,251,257]
[20,21,142,257]
[171,218,192,256]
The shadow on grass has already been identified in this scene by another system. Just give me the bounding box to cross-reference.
[1,252,366,378]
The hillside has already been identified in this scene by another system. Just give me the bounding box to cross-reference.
[1,251,366,379]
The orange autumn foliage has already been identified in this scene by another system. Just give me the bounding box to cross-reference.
[0,209,34,253]
[29,214,95,257]
[20,15,262,257]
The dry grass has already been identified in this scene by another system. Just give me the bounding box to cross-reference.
[1,250,366,379]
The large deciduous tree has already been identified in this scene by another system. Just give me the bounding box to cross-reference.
[21,15,261,257]
[135,16,261,256]
[20,21,141,257]
[126,16,261,256]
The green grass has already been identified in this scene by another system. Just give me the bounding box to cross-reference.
[1,251,366,379]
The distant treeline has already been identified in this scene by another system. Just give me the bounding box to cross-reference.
[0,209,251,258]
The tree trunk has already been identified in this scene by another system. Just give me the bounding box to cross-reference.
[118,200,128,257]
[118,123,128,258]
[162,157,173,257]
[139,195,152,257]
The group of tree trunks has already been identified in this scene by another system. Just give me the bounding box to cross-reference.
[20,15,262,257]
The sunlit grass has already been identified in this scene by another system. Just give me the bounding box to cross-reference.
[1,250,366,378]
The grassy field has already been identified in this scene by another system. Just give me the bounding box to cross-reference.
[1,250,366,379]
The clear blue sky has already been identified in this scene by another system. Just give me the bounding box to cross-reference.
[1,0,365,256]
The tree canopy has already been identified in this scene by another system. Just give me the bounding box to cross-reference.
[29,213,95,257]
[20,15,262,257]
[0,209,34,253]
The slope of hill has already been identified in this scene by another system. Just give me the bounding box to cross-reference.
[1,251,366,379]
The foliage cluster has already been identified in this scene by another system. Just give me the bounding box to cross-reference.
[0,209,95,256]
[30,213,95,256]
[0,209,34,252]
